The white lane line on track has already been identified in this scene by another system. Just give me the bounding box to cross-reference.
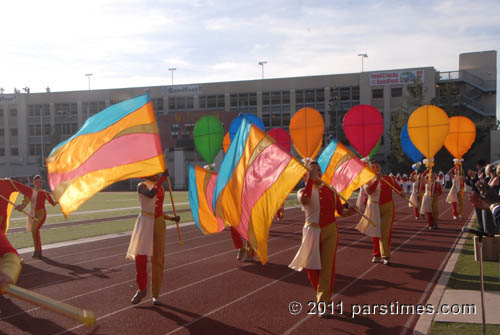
[2,212,306,324]
[9,202,192,222]
[282,205,453,335]
[54,204,411,334]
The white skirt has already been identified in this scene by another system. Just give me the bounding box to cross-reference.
[409,191,418,208]
[355,200,381,238]
[446,187,458,203]
[126,213,154,260]
[420,194,432,214]
[288,223,322,271]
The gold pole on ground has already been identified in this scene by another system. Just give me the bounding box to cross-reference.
[1,284,96,328]
[165,175,183,245]
[0,194,36,222]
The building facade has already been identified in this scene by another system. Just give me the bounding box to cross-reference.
[0,50,496,188]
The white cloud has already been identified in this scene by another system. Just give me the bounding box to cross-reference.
[0,0,497,118]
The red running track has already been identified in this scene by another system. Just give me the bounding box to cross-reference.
[0,196,473,335]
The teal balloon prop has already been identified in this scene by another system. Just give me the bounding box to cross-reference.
[193,116,224,164]
[368,137,382,159]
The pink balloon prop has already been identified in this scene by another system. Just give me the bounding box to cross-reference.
[267,128,291,153]
[343,104,384,157]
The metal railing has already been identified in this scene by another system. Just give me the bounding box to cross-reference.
[438,70,496,92]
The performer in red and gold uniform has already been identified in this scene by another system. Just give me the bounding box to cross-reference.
[445,163,465,220]
[420,170,443,229]
[365,162,402,265]
[0,233,22,291]
[17,175,58,258]
[127,171,180,305]
[289,162,354,311]
[0,178,32,234]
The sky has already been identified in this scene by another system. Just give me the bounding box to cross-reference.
[0,0,498,116]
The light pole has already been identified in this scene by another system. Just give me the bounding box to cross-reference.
[358,53,368,72]
[40,108,44,167]
[258,61,267,79]
[169,68,176,85]
[85,73,93,91]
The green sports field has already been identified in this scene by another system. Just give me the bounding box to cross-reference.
[6,191,300,250]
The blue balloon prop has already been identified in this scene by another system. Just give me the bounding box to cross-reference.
[401,124,424,163]
[229,114,265,140]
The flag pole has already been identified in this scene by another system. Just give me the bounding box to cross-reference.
[165,174,183,245]
[291,157,376,227]
[0,194,35,221]
[379,177,419,208]
[1,283,96,328]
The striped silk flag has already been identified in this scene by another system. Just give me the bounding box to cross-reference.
[213,119,307,264]
[47,95,165,216]
[188,165,225,234]
[318,140,376,202]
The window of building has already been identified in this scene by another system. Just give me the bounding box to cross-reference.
[352,86,360,100]
[0,109,3,117]
[305,89,315,103]
[271,92,281,105]
[10,147,18,156]
[153,98,164,111]
[372,89,384,99]
[168,98,175,110]
[249,93,257,106]
[217,95,225,108]
[0,147,4,156]
[9,109,17,117]
[206,95,215,108]
[230,94,238,107]
[239,94,249,106]
[282,91,290,105]
[0,129,3,136]
[340,87,350,100]
[171,124,180,131]
[391,87,403,97]
[10,128,17,136]
[295,90,303,104]
[186,96,194,109]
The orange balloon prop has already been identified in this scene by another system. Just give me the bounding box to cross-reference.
[222,132,231,153]
[407,105,449,159]
[444,116,476,159]
[289,107,325,159]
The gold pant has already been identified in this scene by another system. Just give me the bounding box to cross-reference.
[151,216,166,298]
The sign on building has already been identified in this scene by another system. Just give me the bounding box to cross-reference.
[370,70,424,86]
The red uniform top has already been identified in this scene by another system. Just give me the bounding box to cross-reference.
[431,181,443,197]
[154,186,165,218]
[0,179,32,215]
[301,179,344,228]
[0,233,18,256]
[28,190,57,211]
[153,174,167,218]
[366,176,402,205]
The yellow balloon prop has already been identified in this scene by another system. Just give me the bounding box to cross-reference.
[444,116,476,159]
[407,105,449,159]
[289,107,324,159]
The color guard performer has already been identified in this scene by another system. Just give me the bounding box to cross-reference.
[16,175,58,258]
[445,161,465,220]
[127,171,180,305]
[289,161,355,314]
[364,162,402,265]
